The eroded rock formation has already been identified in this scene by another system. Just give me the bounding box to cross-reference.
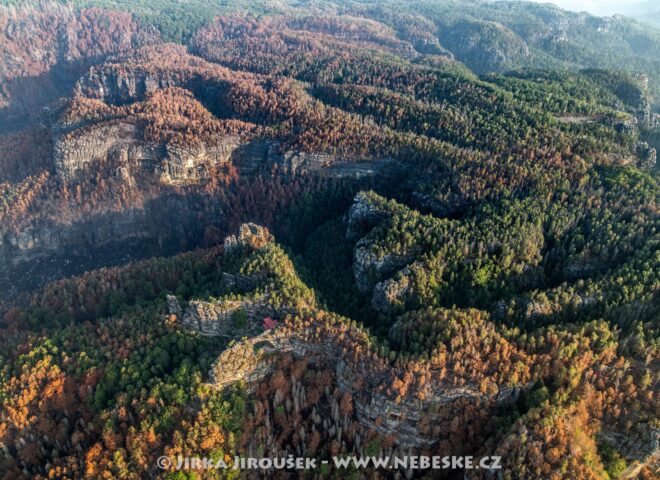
[205,327,524,449]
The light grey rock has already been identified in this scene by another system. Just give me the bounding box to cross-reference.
[182,297,272,337]
[371,268,414,314]
[345,192,389,241]
[54,122,140,179]
[223,223,273,254]
[208,330,527,449]
[166,294,182,318]
[353,238,414,294]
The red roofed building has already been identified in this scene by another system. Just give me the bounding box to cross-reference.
[263,316,278,330]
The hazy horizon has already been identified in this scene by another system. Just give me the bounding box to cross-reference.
[522,0,657,17]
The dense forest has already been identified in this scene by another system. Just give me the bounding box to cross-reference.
[0,0,658,479]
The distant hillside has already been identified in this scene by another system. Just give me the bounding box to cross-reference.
[47,0,660,93]
[2,0,659,96]
[595,0,660,28]
[629,9,660,29]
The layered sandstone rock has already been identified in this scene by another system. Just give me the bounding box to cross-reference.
[345,191,390,241]
[599,421,659,479]
[223,223,273,254]
[207,328,524,449]
[280,151,401,179]
[181,297,273,337]
[353,238,416,294]
[53,118,241,183]
[160,139,240,185]
[54,122,144,179]
[76,64,183,105]
[371,266,415,314]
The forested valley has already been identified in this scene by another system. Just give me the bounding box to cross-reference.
[0,1,658,479]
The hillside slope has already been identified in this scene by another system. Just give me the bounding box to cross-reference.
[0,1,658,479]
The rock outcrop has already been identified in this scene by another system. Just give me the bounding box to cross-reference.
[600,420,659,479]
[345,191,390,241]
[161,140,240,184]
[223,223,273,254]
[635,141,657,170]
[280,152,402,179]
[75,63,183,106]
[53,110,402,185]
[167,224,303,338]
[53,118,241,183]
[371,266,415,314]
[207,327,524,449]
[181,297,273,337]
[353,239,415,294]
[53,122,144,179]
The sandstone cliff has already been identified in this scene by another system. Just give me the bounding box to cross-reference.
[205,328,524,449]
[165,224,529,450]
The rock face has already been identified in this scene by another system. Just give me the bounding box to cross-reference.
[223,223,273,254]
[230,140,279,175]
[229,141,404,179]
[207,328,524,449]
[371,266,415,314]
[347,192,420,308]
[161,140,240,185]
[618,74,655,129]
[181,297,273,337]
[600,421,659,479]
[75,63,184,106]
[53,119,241,183]
[54,122,145,180]
[636,141,657,170]
[345,191,390,241]
[280,152,401,179]
[166,295,182,317]
[353,239,415,294]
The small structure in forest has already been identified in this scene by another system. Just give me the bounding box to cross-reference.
[263,316,278,330]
